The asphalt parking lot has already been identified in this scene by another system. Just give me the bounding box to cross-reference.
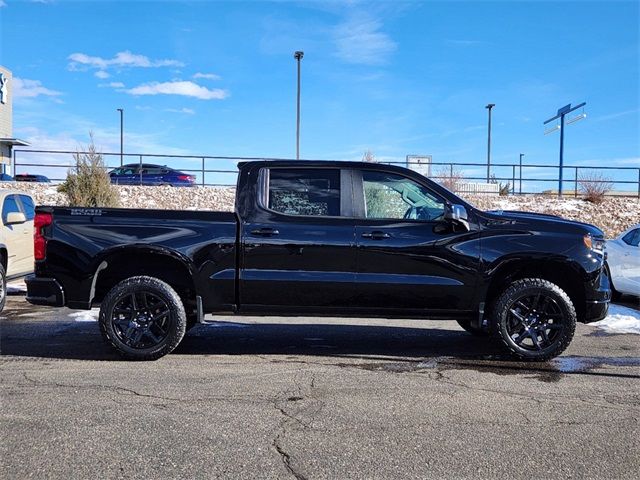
[1,293,639,480]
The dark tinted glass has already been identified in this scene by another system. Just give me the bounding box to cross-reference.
[268,169,341,217]
[622,229,640,247]
[19,195,35,220]
[2,195,21,223]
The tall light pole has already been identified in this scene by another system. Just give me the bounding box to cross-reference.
[116,108,124,166]
[519,153,524,194]
[294,51,304,160]
[485,104,495,182]
[543,102,587,197]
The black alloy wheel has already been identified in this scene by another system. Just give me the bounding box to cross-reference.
[505,293,564,351]
[492,278,576,361]
[111,291,171,349]
[99,276,186,360]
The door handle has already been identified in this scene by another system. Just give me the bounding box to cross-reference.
[250,228,280,237]
[361,231,391,240]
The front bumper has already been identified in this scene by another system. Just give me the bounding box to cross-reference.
[25,275,65,307]
[583,268,611,323]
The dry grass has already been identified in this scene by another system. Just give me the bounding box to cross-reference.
[578,171,614,204]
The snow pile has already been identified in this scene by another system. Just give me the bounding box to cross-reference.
[68,309,100,322]
[6,280,27,294]
[590,304,640,334]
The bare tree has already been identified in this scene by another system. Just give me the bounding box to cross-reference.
[578,170,613,204]
[362,150,376,162]
[435,166,465,192]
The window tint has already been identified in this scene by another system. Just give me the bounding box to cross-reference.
[2,195,21,223]
[363,171,445,221]
[267,169,341,217]
[622,229,640,247]
[18,195,35,220]
[142,167,164,175]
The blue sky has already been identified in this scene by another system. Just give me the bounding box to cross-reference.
[1,0,638,188]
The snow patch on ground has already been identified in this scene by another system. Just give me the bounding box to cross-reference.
[6,280,27,294]
[590,304,640,334]
[68,309,100,322]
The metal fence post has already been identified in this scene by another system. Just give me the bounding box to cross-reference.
[638,168,640,198]
[574,167,579,198]
[139,155,143,185]
[202,157,205,186]
[512,165,516,195]
[449,164,453,184]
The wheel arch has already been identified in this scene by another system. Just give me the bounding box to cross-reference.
[0,245,6,272]
[483,257,586,321]
[91,246,198,312]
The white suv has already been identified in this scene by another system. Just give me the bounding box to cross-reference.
[0,190,35,311]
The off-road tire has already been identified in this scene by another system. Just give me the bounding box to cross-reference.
[99,276,186,360]
[0,263,6,313]
[456,318,489,337]
[491,278,576,361]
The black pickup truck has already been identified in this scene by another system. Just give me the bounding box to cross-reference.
[26,160,610,361]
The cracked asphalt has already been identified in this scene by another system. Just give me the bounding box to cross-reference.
[1,294,639,480]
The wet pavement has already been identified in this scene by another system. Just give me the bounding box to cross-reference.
[1,294,639,479]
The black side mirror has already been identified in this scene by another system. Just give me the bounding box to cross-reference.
[444,203,470,232]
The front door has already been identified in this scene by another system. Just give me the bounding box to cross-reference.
[352,170,480,314]
[240,167,357,311]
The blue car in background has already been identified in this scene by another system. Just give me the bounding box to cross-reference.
[109,163,196,187]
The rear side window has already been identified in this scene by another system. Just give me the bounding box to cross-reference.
[2,195,21,223]
[622,229,640,247]
[267,169,341,217]
[18,195,35,220]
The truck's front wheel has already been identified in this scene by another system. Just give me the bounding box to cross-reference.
[491,278,576,361]
[99,276,187,360]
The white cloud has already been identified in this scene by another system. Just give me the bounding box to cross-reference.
[13,78,63,98]
[166,108,196,115]
[333,14,396,65]
[68,50,184,72]
[94,70,110,79]
[98,82,125,88]
[193,72,221,80]
[0,1,7,8]
[124,81,228,100]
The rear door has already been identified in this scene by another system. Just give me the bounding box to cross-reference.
[240,167,357,311]
[352,169,480,313]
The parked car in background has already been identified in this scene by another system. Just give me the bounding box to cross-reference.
[15,174,51,183]
[0,173,14,182]
[1,190,35,311]
[109,163,196,187]
[606,224,640,299]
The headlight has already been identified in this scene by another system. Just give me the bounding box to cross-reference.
[583,235,604,253]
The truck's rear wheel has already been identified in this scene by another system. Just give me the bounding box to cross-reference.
[491,278,576,361]
[99,276,186,360]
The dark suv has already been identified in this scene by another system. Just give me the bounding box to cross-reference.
[109,164,195,186]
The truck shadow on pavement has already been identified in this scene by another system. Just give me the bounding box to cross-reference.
[2,315,639,382]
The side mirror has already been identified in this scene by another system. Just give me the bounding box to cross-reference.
[5,211,27,225]
[444,203,470,231]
